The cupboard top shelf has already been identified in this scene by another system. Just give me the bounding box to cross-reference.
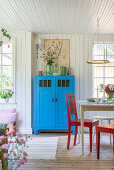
[35,75,75,78]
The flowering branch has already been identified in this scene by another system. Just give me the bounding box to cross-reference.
[0,130,31,170]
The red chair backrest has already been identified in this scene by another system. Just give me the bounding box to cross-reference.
[65,93,78,122]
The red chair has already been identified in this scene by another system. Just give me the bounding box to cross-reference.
[65,93,99,152]
[96,124,114,159]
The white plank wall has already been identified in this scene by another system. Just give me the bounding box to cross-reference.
[0,31,32,134]
[36,33,114,125]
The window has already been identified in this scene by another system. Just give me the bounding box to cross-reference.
[92,44,114,98]
[0,41,15,101]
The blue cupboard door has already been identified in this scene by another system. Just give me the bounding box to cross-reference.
[55,76,75,129]
[38,77,56,128]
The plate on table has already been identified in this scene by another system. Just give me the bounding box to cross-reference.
[87,98,96,102]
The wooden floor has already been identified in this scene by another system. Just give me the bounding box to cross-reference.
[17,133,114,170]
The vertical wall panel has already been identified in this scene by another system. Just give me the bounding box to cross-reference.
[0,31,32,134]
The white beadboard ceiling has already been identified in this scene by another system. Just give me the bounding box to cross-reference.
[0,0,114,34]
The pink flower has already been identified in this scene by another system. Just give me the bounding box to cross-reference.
[18,160,25,165]
[6,131,12,135]
[0,139,3,143]
[19,139,25,145]
[16,132,23,138]
[105,84,111,94]
[23,151,28,157]
[11,130,16,134]
[8,141,13,144]
[3,153,8,158]
[0,136,5,140]
[8,89,12,92]
[8,44,10,48]
[12,151,16,156]
[2,144,10,150]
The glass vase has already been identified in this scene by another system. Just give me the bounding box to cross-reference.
[46,64,54,75]
[107,92,114,103]
[5,98,9,102]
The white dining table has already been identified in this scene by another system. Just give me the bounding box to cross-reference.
[77,100,114,155]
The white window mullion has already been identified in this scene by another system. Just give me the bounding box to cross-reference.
[0,46,2,90]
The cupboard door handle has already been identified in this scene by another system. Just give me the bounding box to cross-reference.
[56,98,57,102]
[52,98,54,102]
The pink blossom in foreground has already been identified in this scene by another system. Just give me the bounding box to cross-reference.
[0,136,5,139]
[0,136,5,140]
[8,89,12,92]
[19,139,25,145]
[0,139,3,143]
[18,160,25,165]
[8,141,13,144]
[6,131,12,135]
[16,132,23,138]
[11,130,16,133]
[2,144,10,150]
[23,151,28,157]
[12,151,16,156]
[6,130,16,136]
[3,153,8,158]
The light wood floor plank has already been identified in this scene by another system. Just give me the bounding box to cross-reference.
[15,133,114,170]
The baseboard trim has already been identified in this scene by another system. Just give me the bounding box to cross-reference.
[16,128,33,134]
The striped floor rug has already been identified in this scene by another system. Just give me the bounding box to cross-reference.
[25,137,58,160]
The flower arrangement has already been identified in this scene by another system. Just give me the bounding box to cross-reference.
[100,84,114,101]
[0,89,14,100]
[0,130,30,170]
[40,40,63,65]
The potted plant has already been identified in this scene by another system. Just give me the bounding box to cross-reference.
[0,89,14,102]
[0,29,11,47]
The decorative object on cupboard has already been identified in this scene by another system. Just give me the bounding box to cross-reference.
[41,40,63,75]
[65,93,99,151]
[46,63,54,75]
[34,75,75,134]
[35,34,41,59]
[38,71,42,76]
[87,17,110,64]
[96,124,114,159]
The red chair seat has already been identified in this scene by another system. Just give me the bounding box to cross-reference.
[65,93,99,152]
[71,119,99,127]
[96,124,114,159]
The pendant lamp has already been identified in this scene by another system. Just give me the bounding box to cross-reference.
[87,17,110,64]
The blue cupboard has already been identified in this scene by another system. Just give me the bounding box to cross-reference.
[34,75,75,134]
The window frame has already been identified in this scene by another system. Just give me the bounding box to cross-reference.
[0,37,16,103]
[92,42,114,98]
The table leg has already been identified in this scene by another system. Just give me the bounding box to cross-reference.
[78,104,80,144]
[81,106,84,155]
[108,119,111,144]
